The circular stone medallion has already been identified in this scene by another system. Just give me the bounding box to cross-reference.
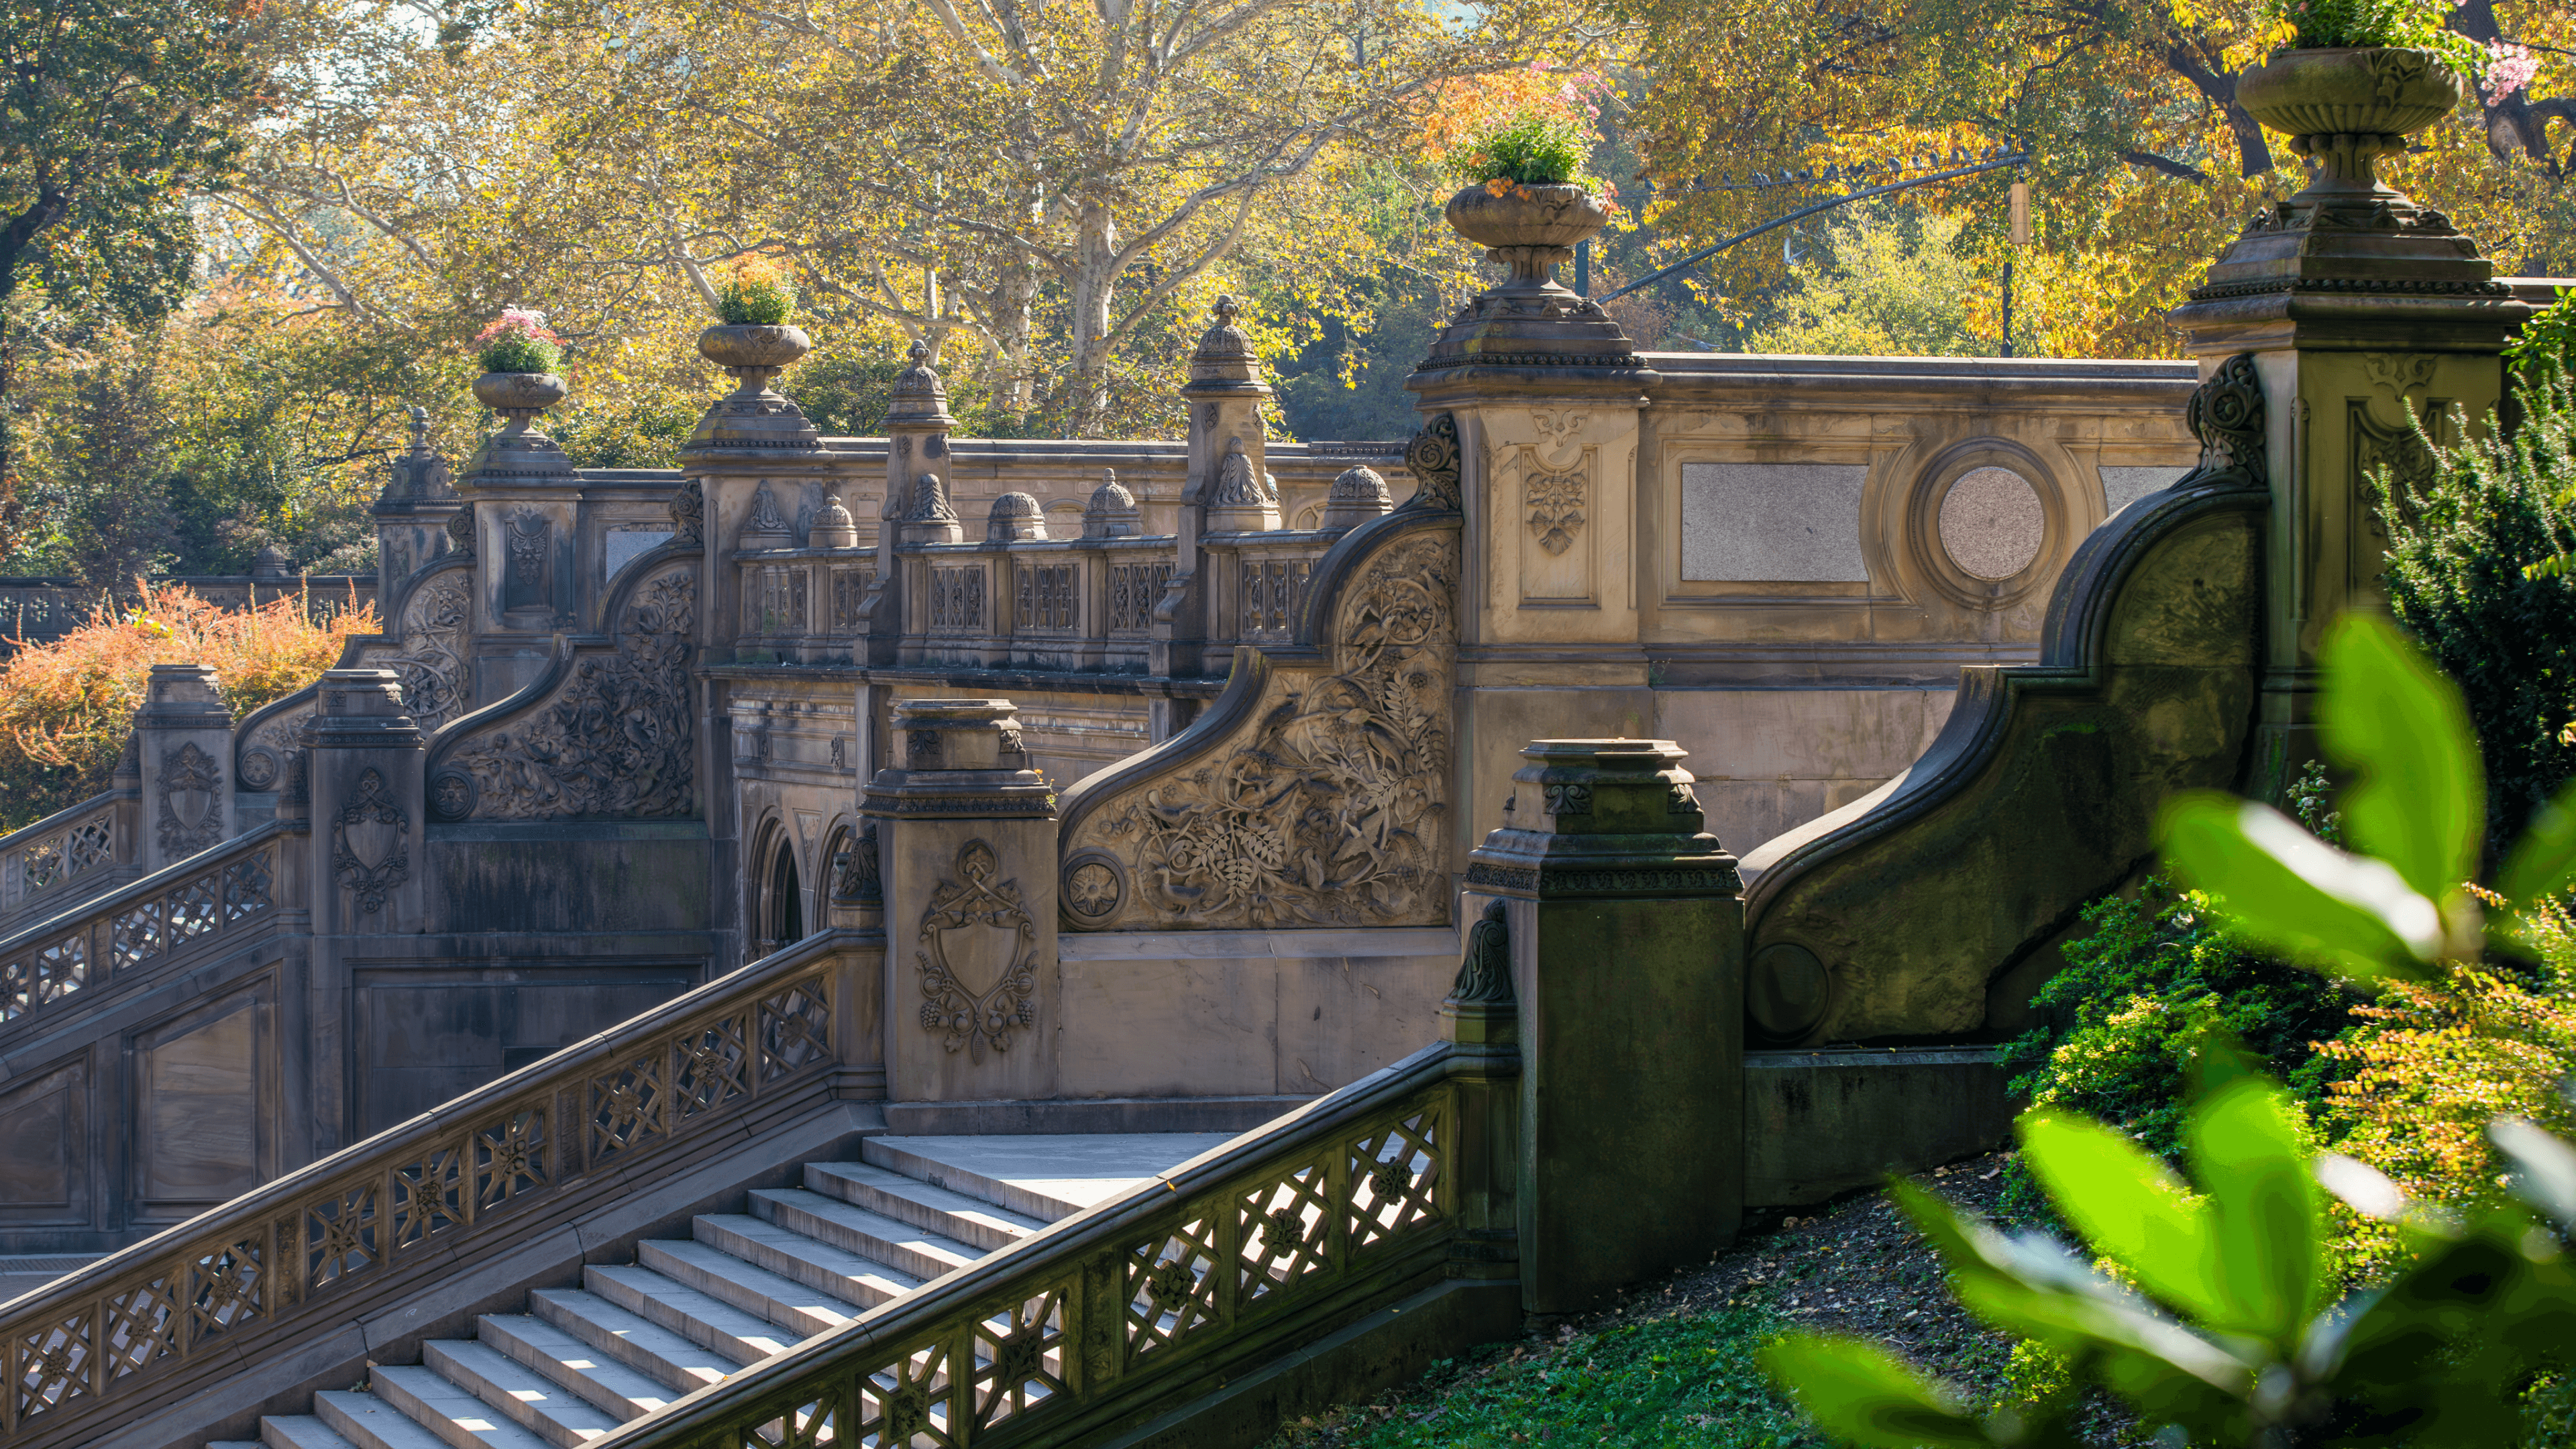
[1938,468,2046,582]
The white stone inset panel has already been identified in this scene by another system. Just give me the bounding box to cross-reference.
[1939,468,2045,581]
[2100,466,2193,517]
[604,527,675,583]
[1680,463,1870,582]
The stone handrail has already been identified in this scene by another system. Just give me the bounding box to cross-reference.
[1201,529,1338,645]
[0,789,135,916]
[0,925,877,1443]
[1735,355,2271,1047]
[590,1035,1514,1448]
[1055,460,1461,932]
[0,818,289,1043]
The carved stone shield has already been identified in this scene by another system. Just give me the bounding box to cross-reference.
[916,839,1038,1062]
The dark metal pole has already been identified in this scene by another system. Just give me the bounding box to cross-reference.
[1594,153,2029,305]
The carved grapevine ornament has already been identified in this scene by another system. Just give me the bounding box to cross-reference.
[438,568,698,819]
[1525,469,1586,555]
[1067,530,1456,928]
[916,839,1040,1063]
[382,574,472,729]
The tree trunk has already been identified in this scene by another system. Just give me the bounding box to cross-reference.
[992,244,1039,420]
[1067,197,1120,436]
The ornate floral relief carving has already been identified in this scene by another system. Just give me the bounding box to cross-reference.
[2361,352,2437,402]
[382,575,472,729]
[669,478,705,546]
[1524,466,1587,555]
[331,766,410,913]
[1066,531,1456,929]
[436,567,697,820]
[916,839,1039,1062]
[1529,408,1587,462]
[158,741,225,856]
[237,702,314,792]
[503,508,550,611]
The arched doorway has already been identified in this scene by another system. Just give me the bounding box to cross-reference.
[757,826,803,957]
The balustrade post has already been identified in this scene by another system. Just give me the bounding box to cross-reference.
[1440,900,1523,1288]
[863,698,1059,1104]
[1462,738,1743,1318]
[372,406,462,594]
[136,663,236,873]
[301,668,428,936]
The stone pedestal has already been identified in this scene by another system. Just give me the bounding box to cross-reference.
[301,669,427,935]
[461,374,582,698]
[864,698,1058,1103]
[1462,739,1743,1317]
[373,411,462,595]
[136,665,235,872]
[2167,68,2532,793]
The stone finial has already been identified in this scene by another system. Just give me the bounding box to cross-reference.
[252,544,294,580]
[885,338,956,430]
[1187,296,1266,388]
[809,493,860,549]
[1320,464,1394,531]
[1210,437,1264,506]
[1083,470,1140,539]
[987,491,1047,542]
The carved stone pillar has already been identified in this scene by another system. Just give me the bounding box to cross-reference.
[301,669,427,936]
[136,664,234,873]
[1403,201,1662,877]
[2165,50,2531,793]
[1462,738,1743,1318]
[460,374,581,699]
[864,698,1058,1104]
[1153,297,1276,679]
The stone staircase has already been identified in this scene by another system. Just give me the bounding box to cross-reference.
[210,1133,1230,1449]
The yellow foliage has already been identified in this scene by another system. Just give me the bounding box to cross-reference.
[0,584,377,830]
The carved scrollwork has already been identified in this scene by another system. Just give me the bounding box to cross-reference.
[1403,413,1462,512]
[669,478,705,547]
[916,839,1038,1063]
[382,574,472,729]
[2185,354,2267,490]
[331,766,410,913]
[1448,899,1511,1004]
[1066,531,1456,928]
[157,741,225,856]
[439,568,697,819]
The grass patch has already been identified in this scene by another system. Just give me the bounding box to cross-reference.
[1267,1305,1819,1448]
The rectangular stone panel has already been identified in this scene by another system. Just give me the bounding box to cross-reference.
[1679,463,1869,582]
[133,993,264,1210]
[356,964,698,1132]
[604,527,674,582]
[0,1062,85,1212]
[2100,466,2192,517]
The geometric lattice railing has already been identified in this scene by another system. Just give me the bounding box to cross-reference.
[0,929,867,1439]
[0,820,280,1038]
[0,791,128,915]
[590,1038,1512,1449]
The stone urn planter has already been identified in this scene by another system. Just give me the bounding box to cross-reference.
[470,370,567,420]
[699,323,812,394]
[1444,180,1611,280]
[2236,47,2460,190]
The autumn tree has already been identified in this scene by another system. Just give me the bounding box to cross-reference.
[0,0,273,548]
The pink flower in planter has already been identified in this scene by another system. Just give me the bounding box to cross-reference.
[474,307,563,347]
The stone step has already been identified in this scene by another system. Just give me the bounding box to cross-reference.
[582,1263,802,1364]
[211,1442,273,1449]
[365,1364,561,1449]
[741,1189,981,1282]
[475,1313,681,1420]
[633,1239,859,1339]
[802,1160,1050,1250]
[860,1134,1228,1222]
[256,1422,359,1449]
[422,1339,625,1447]
[311,1391,474,1449]
[691,1211,924,1309]
[526,1287,744,1394]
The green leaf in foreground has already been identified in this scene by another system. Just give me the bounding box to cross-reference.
[2158,792,2441,979]
[2315,612,2483,900]
[1762,1334,1994,1448]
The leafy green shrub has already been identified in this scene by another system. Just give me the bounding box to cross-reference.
[2255,0,2520,94]
[2506,288,2574,383]
[472,307,561,374]
[1996,767,2357,1222]
[716,276,793,326]
[1445,109,1593,187]
[2374,368,2576,853]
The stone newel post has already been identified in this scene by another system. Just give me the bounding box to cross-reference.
[864,698,1058,1104]
[301,668,427,936]
[136,663,235,872]
[1463,738,1743,1317]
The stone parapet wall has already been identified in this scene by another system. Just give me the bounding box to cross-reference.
[0,574,380,650]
